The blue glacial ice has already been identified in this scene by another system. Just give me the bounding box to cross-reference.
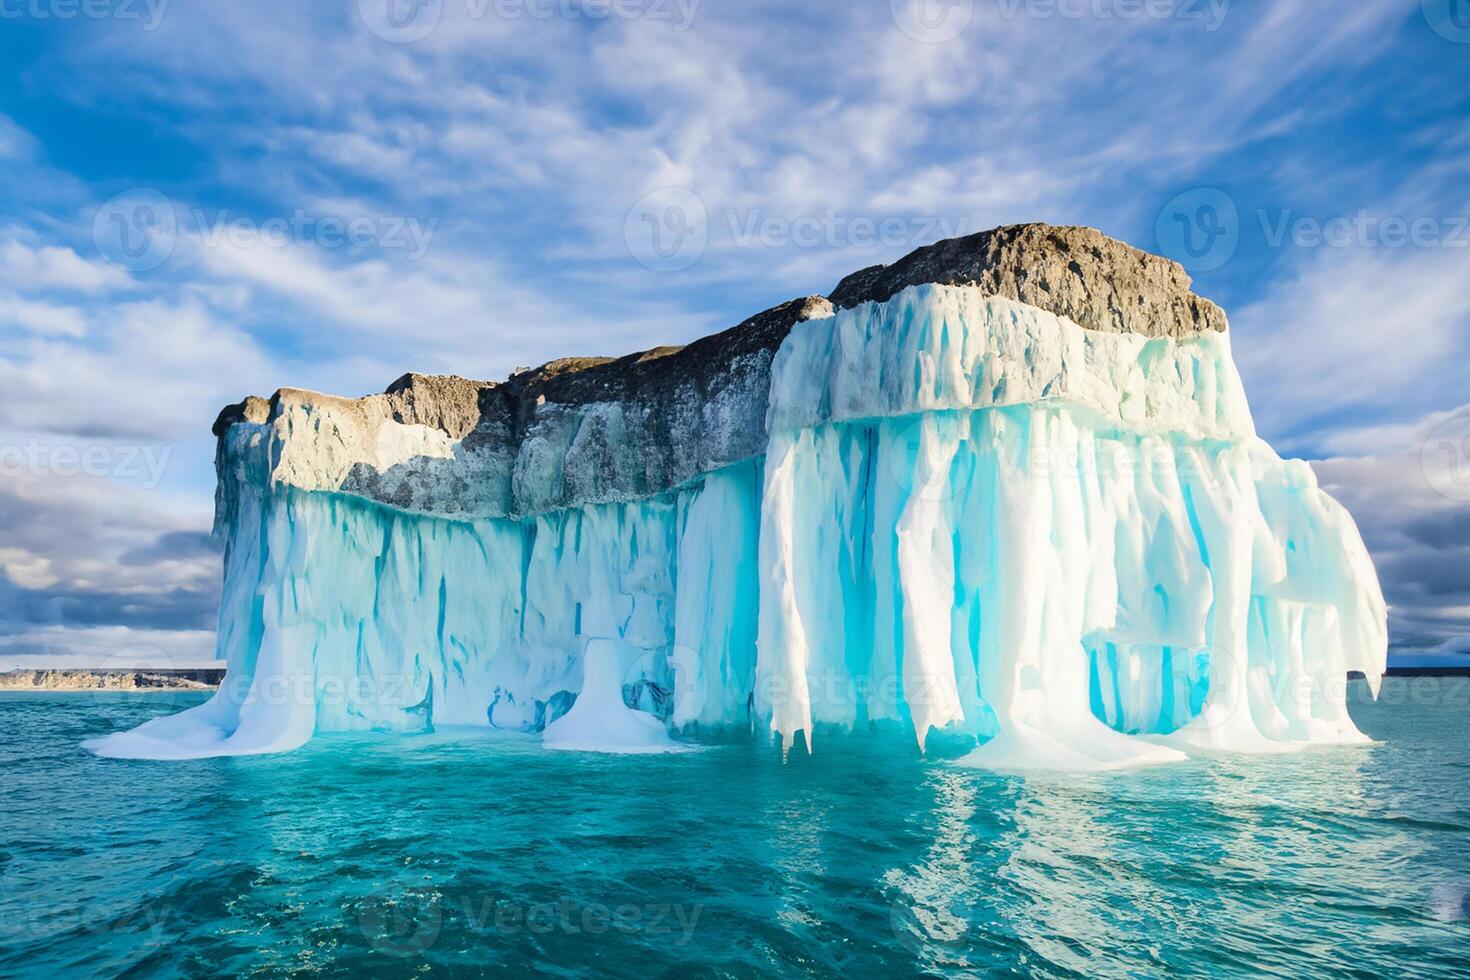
[86,286,1387,768]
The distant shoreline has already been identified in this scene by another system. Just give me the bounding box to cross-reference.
[0,668,225,692]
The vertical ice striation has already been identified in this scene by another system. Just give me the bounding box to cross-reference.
[86,224,1387,766]
[756,287,1385,765]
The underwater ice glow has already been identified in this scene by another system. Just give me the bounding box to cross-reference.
[87,286,1387,767]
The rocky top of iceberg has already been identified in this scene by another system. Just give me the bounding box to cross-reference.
[828,222,1226,337]
[213,223,1227,520]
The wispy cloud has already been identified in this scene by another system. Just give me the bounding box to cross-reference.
[1234,245,1470,449]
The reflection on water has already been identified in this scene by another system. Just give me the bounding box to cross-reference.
[1,680,1468,977]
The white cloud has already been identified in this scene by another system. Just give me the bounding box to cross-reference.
[0,293,276,442]
[0,547,60,590]
[1233,245,1470,448]
[0,294,88,336]
[0,236,132,292]
[184,228,688,378]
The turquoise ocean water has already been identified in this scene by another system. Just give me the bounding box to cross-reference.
[2,679,1468,977]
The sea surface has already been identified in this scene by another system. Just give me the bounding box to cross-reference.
[2,679,1468,977]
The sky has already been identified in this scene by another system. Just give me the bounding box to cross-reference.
[0,0,1467,668]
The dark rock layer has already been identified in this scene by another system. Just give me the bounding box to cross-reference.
[829,223,1226,337]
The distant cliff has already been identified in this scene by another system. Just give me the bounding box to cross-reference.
[1,668,224,691]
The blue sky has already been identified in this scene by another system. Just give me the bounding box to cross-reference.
[0,0,1467,666]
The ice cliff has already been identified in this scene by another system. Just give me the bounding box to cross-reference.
[87,224,1388,768]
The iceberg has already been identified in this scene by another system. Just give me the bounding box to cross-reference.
[86,224,1387,766]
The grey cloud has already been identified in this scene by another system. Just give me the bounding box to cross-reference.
[0,569,218,633]
[1401,510,1470,550]
[0,468,220,639]
[119,529,221,566]
[1314,447,1470,658]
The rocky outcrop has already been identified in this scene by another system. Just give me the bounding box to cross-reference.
[213,223,1226,520]
[828,223,1226,337]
